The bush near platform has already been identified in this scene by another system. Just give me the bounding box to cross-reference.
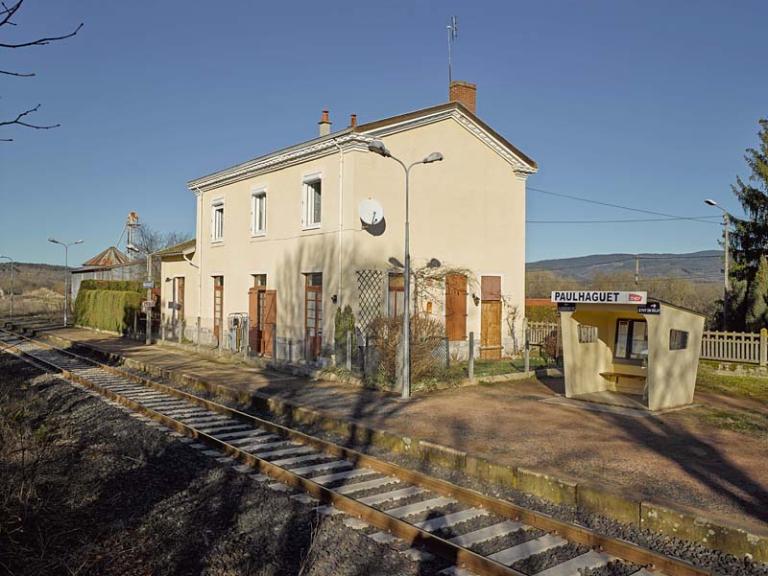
[525,305,558,323]
[74,281,143,333]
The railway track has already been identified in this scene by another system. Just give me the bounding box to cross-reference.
[0,327,710,576]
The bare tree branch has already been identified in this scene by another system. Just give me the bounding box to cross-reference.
[0,104,60,133]
[0,0,22,28]
[0,21,82,48]
[0,68,34,77]
[1,1,82,140]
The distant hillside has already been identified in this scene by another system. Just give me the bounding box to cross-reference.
[0,262,67,295]
[527,250,723,282]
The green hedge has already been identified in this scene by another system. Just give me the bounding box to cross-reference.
[74,282,143,332]
[79,279,143,293]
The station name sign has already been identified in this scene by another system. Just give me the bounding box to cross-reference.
[551,291,647,305]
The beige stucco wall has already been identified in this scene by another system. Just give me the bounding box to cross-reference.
[159,252,199,333]
[184,114,528,358]
[646,305,705,410]
[561,303,704,410]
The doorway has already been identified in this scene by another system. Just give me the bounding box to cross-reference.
[445,273,467,341]
[480,276,502,359]
[213,276,224,343]
[305,273,322,360]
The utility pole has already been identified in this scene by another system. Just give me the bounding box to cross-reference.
[634,256,640,286]
[145,253,153,345]
[705,199,730,331]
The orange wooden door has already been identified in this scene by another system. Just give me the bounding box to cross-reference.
[445,273,467,341]
[480,275,502,359]
[480,300,502,359]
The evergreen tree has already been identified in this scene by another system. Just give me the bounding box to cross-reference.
[729,119,768,328]
[730,119,768,281]
[745,256,768,331]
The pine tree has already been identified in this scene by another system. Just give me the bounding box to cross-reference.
[731,119,768,280]
[729,118,768,328]
[746,256,768,330]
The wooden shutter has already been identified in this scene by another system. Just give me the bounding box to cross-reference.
[445,273,467,341]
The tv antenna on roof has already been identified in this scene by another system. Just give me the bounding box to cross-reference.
[447,16,458,86]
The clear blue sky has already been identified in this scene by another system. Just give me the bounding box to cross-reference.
[1,0,766,266]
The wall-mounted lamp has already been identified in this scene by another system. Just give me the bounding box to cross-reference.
[331,294,338,304]
[472,293,480,306]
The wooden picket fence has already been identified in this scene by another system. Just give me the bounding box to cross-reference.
[525,320,768,366]
[701,330,768,366]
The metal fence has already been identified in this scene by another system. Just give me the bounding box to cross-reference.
[524,319,768,366]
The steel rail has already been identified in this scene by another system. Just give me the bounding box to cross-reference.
[0,328,711,576]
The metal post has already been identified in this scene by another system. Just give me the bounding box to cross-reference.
[402,164,411,399]
[346,330,352,371]
[145,254,152,345]
[468,331,475,380]
[196,316,201,348]
[64,244,69,327]
[723,213,730,331]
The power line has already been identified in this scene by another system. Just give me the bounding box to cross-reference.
[527,215,720,224]
[528,186,720,223]
[528,253,723,272]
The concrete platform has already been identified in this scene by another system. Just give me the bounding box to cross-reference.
[16,324,768,547]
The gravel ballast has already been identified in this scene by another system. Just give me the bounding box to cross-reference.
[58,345,768,576]
[0,352,427,576]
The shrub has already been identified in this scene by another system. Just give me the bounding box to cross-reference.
[366,314,446,387]
[74,281,143,332]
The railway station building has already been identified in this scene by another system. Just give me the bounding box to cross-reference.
[159,83,537,362]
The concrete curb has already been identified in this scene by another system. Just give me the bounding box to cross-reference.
[34,330,768,562]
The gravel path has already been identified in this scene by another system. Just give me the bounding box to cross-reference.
[0,352,428,576]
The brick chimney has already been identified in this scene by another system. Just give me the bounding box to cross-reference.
[318,110,332,136]
[349,113,357,128]
[449,80,477,114]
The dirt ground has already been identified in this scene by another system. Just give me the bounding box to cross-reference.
[28,326,768,534]
[0,352,430,576]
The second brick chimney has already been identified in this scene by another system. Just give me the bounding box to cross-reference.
[449,80,477,114]
[318,110,332,136]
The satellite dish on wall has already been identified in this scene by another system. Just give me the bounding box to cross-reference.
[359,198,385,227]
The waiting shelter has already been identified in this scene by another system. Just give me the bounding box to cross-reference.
[551,291,705,411]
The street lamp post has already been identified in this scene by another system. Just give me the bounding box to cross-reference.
[367,140,443,399]
[48,238,84,327]
[705,199,730,330]
[0,255,14,323]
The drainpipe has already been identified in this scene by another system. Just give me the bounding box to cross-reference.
[333,138,344,308]
[194,186,204,338]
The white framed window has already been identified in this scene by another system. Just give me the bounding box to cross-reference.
[302,177,322,229]
[211,199,224,242]
[251,189,267,236]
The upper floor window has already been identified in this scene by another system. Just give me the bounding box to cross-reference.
[211,199,224,242]
[303,178,322,228]
[251,189,267,236]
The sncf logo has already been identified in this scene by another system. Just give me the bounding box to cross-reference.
[629,293,643,302]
